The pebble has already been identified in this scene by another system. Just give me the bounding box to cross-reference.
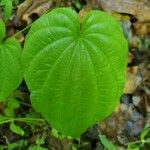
[121,94,132,105]
[132,96,141,106]
[130,111,143,122]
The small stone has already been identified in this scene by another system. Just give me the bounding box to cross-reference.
[117,128,132,145]
[127,121,133,131]
[132,120,144,136]
[121,94,132,105]
[124,67,139,93]
[130,111,143,122]
[120,103,128,112]
[133,96,141,106]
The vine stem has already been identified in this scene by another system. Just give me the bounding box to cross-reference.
[125,139,150,146]
[0,117,45,125]
[12,7,53,38]
[12,23,32,37]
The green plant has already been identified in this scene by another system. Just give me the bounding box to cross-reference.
[2,96,25,135]
[28,136,48,150]
[0,19,23,101]
[0,0,13,21]
[99,134,117,150]
[126,125,150,150]
[22,8,128,137]
[0,90,46,137]
[0,139,27,150]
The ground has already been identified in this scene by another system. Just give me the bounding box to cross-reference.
[0,0,150,150]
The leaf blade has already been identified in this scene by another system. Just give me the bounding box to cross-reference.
[0,37,23,101]
[23,8,128,137]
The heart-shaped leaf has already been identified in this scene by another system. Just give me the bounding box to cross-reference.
[22,8,128,137]
[0,19,23,101]
[0,19,5,43]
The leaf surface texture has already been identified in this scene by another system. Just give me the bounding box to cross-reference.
[23,8,128,137]
[0,37,22,100]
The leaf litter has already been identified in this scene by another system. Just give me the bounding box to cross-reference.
[0,0,150,149]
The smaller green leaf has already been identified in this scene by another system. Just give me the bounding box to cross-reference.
[36,138,45,145]
[127,144,140,150]
[12,0,19,6]
[51,128,59,138]
[10,121,24,136]
[99,135,116,150]
[140,125,150,140]
[72,145,77,150]
[29,145,48,150]
[0,37,23,101]
[4,0,13,21]
[0,19,5,43]
[7,98,20,109]
[51,128,66,139]
[73,0,82,10]
[4,98,20,117]
[4,108,14,117]
[7,140,27,150]
[7,142,19,150]
[0,0,5,6]
[0,114,6,122]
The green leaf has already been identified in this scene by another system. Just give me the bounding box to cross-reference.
[23,8,128,137]
[7,98,20,109]
[4,98,20,117]
[10,121,24,136]
[0,115,6,122]
[51,128,59,138]
[72,145,77,150]
[5,139,27,150]
[29,145,48,150]
[0,37,23,101]
[0,0,5,6]
[127,144,140,150]
[99,135,117,150]
[36,138,45,145]
[4,0,13,21]
[0,19,5,43]
[4,108,14,117]
[140,125,150,140]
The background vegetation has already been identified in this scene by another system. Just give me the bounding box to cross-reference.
[0,0,150,149]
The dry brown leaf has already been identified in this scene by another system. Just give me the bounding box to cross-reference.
[128,52,134,64]
[99,0,150,36]
[79,6,92,22]
[144,94,150,125]
[124,66,142,93]
[17,0,54,24]
[100,0,150,22]
[16,31,25,46]
[134,22,150,37]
